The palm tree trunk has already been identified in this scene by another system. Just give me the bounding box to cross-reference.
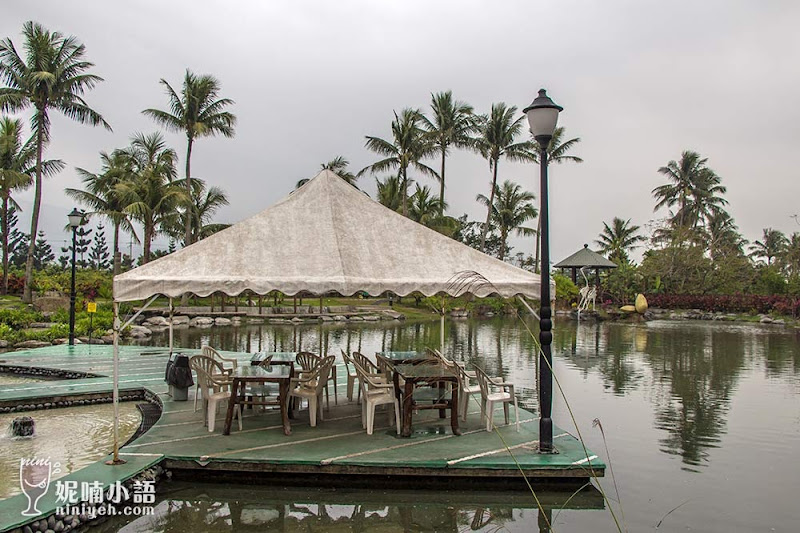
[439,149,446,217]
[499,227,508,260]
[184,138,193,247]
[401,166,408,217]
[22,113,45,304]
[112,221,120,275]
[479,160,499,252]
[181,138,194,306]
[1,195,8,295]
[143,221,153,265]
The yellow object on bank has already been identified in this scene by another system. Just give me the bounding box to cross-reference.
[620,305,636,313]
[635,294,648,314]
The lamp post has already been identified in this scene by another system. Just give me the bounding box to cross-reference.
[523,89,562,453]
[67,208,84,346]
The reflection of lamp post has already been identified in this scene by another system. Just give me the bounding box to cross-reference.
[523,89,562,453]
[67,208,84,346]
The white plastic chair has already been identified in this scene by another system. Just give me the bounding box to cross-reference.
[192,353,233,412]
[289,356,335,427]
[296,351,336,408]
[453,360,482,422]
[340,350,360,402]
[202,345,239,373]
[190,355,241,433]
[353,360,400,436]
[474,366,519,432]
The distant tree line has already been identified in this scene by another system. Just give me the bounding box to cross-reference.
[592,151,800,304]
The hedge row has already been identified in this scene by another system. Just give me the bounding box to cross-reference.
[645,293,800,315]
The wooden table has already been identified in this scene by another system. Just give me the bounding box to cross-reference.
[223,363,294,436]
[392,363,461,438]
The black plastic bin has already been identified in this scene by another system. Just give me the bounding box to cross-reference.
[166,353,194,401]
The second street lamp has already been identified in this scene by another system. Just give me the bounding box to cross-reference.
[523,89,563,453]
[67,208,85,346]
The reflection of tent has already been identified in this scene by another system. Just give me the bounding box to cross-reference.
[554,244,617,285]
[108,170,546,461]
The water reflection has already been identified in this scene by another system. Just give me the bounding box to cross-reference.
[145,318,800,471]
[645,325,745,470]
[105,483,604,532]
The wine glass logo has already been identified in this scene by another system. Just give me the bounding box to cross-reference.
[19,457,53,517]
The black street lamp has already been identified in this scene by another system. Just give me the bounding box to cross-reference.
[523,89,563,453]
[67,208,84,346]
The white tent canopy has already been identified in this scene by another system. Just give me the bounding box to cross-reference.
[113,169,544,301]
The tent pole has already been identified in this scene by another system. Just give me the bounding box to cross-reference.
[106,301,126,465]
[440,313,445,354]
[168,297,174,356]
[121,295,159,330]
[440,294,446,355]
[517,296,541,321]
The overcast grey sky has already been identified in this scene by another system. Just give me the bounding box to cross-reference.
[3,0,799,261]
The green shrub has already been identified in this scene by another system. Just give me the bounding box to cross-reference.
[76,308,113,335]
[45,323,70,339]
[554,273,579,302]
[0,323,13,338]
[0,308,43,328]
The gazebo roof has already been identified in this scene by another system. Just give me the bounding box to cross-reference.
[553,244,618,269]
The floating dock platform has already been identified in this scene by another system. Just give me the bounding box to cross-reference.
[0,345,604,532]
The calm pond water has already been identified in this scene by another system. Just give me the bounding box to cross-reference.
[115,317,800,532]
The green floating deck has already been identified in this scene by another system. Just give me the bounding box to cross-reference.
[0,345,604,532]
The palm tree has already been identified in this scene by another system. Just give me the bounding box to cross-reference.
[321,156,356,183]
[420,91,476,215]
[358,109,438,216]
[0,117,32,294]
[116,133,184,264]
[781,233,800,276]
[595,217,646,265]
[529,127,583,272]
[705,211,747,261]
[67,150,138,275]
[474,103,533,252]
[749,228,788,266]
[142,70,236,248]
[1,117,64,292]
[408,184,446,226]
[296,156,357,188]
[476,180,537,261]
[653,151,727,232]
[0,21,110,302]
[182,178,229,242]
[376,175,404,212]
[682,167,728,227]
